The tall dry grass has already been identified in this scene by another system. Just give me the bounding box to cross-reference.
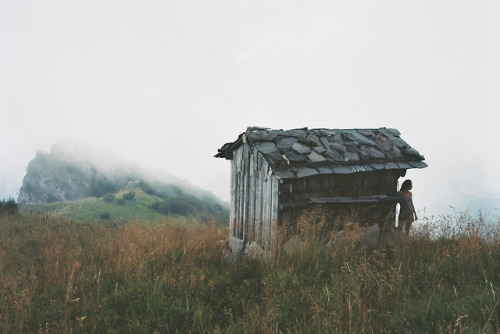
[0,214,227,332]
[0,211,499,333]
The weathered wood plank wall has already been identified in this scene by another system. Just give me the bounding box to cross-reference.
[242,144,249,241]
[278,170,403,228]
[230,144,279,250]
[270,176,279,250]
[255,153,262,244]
[248,146,255,242]
[279,171,402,203]
[229,151,236,238]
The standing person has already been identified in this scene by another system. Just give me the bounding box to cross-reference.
[398,179,417,235]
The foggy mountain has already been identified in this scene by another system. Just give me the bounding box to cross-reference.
[17,139,228,219]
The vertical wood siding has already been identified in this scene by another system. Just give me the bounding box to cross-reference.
[230,145,279,249]
[270,177,279,250]
[248,148,256,242]
[255,153,262,244]
[229,156,236,238]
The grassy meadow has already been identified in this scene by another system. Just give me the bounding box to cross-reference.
[22,186,169,222]
[0,211,499,333]
[21,182,228,225]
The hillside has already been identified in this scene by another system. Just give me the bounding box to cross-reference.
[18,140,228,223]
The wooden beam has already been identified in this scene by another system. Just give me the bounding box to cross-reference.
[280,195,400,210]
[311,195,387,203]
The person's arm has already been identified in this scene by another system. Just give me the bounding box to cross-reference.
[409,191,418,220]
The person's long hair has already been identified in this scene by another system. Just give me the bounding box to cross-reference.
[400,179,412,192]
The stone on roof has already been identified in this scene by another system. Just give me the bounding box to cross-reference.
[307,150,327,163]
[276,137,298,150]
[296,167,319,178]
[255,142,277,154]
[292,142,311,154]
[344,132,376,146]
[215,127,427,179]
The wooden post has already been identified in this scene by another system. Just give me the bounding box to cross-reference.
[230,160,236,237]
[242,144,248,243]
[248,150,256,242]
[235,149,242,239]
[262,162,271,250]
[255,153,263,245]
[270,176,279,250]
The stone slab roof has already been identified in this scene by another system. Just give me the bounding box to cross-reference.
[215,127,427,179]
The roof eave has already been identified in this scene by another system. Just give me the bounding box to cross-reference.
[214,136,244,160]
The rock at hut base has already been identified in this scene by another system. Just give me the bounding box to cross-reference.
[365,224,380,245]
[323,223,388,251]
[283,235,305,255]
[245,241,264,259]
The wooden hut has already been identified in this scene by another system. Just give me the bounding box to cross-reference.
[215,127,427,252]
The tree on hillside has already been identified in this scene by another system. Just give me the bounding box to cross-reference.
[0,198,18,215]
[122,191,136,201]
[89,168,120,198]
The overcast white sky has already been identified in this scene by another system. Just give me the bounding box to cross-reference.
[1,0,499,218]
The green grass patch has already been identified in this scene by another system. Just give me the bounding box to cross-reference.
[23,188,188,223]
[22,182,228,226]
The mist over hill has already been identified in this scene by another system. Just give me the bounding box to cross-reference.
[17,139,228,221]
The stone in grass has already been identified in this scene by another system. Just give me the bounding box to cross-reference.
[244,241,271,260]
[323,223,382,251]
[245,241,264,259]
[283,235,305,255]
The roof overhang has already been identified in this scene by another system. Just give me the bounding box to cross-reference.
[215,127,427,179]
